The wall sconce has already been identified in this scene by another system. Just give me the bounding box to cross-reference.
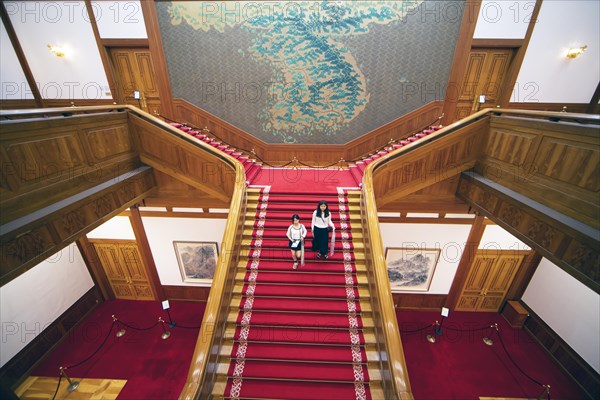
[47,44,66,58]
[566,45,587,59]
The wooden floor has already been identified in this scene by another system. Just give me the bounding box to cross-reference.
[16,376,126,399]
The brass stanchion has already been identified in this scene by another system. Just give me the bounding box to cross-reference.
[482,323,498,346]
[59,367,80,393]
[113,315,126,337]
[159,317,171,340]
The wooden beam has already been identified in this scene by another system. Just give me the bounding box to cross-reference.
[129,206,165,300]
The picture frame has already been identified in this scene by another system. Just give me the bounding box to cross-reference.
[385,247,441,292]
[174,241,219,284]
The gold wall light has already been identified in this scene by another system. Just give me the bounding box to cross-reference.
[47,44,66,58]
[566,45,587,59]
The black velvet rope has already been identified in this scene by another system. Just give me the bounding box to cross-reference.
[443,324,494,332]
[495,329,547,389]
[399,322,436,333]
[65,321,116,369]
[116,320,160,331]
[50,374,62,400]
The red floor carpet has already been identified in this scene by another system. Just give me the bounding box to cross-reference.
[396,310,588,400]
[32,300,204,400]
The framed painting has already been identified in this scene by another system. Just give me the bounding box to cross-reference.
[385,247,441,292]
[174,241,219,284]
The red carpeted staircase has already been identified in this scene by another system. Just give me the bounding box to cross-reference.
[212,187,382,399]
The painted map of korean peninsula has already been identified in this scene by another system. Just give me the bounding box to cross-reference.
[168,1,423,142]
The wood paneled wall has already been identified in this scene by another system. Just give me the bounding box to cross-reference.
[523,305,600,400]
[372,117,489,207]
[476,116,599,230]
[457,173,599,293]
[172,98,444,165]
[129,113,236,203]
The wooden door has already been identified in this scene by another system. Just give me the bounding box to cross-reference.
[109,48,161,115]
[455,48,514,120]
[455,250,525,312]
[92,240,155,301]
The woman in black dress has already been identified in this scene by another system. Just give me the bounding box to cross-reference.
[311,200,335,259]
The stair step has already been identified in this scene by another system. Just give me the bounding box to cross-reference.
[228,310,372,329]
[241,249,360,262]
[242,229,361,240]
[224,324,376,345]
[247,202,361,213]
[247,193,360,204]
[234,270,366,286]
[237,259,366,272]
[213,376,383,399]
[245,211,361,223]
[242,239,360,251]
[234,283,369,300]
[231,296,367,313]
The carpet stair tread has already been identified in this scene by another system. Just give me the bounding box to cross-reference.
[229,310,371,328]
[246,210,360,222]
[215,377,380,400]
[243,229,361,240]
[232,296,365,313]
[234,284,367,301]
[247,194,360,203]
[238,259,366,272]
[224,359,370,382]
[245,220,358,230]
[243,239,359,250]
[249,203,360,212]
[223,342,371,363]
[235,270,364,285]
[225,325,375,345]
[244,249,358,261]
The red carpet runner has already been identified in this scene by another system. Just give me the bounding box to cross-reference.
[223,173,373,399]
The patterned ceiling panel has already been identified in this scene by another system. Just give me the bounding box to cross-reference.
[156,1,464,144]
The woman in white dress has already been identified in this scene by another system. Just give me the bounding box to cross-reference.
[287,214,307,269]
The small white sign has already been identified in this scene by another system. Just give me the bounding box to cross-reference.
[441,307,450,317]
[479,94,486,103]
[162,300,170,310]
[133,90,140,100]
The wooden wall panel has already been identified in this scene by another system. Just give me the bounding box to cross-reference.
[128,113,235,203]
[163,285,211,302]
[477,116,600,229]
[394,294,447,311]
[457,173,599,293]
[373,118,488,207]
[523,306,600,400]
[0,112,140,225]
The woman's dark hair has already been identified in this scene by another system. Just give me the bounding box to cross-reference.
[315,200,330,218]
[291,214,300,221]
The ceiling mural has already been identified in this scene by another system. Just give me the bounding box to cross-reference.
[157,1,464,144]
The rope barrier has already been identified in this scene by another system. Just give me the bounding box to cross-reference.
[50,374,62,400]
[399,322,436,334]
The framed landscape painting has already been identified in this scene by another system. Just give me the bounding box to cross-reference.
[174,241,219,284]
[385,247,441,292]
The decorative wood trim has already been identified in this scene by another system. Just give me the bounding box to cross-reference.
[120,210,229,219]
[85,1,116,105]
[0,287,103,390]
[343,101,444,161]
[504,102,589,113]
[505,251,541,300]
[441,0,483,125]
[0,167,156,287]
[457,173,600,294]
[522,304,600,400]
[498,0,543,107]
[77,237,114,300]
[445,215,486,309]
[140,0,174,117]
[0,3,43,107]
[394,294,447,311]
[129,206,164,300]
[101,39,149,47]
[163,285,211,302]
[471,39,524,48]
